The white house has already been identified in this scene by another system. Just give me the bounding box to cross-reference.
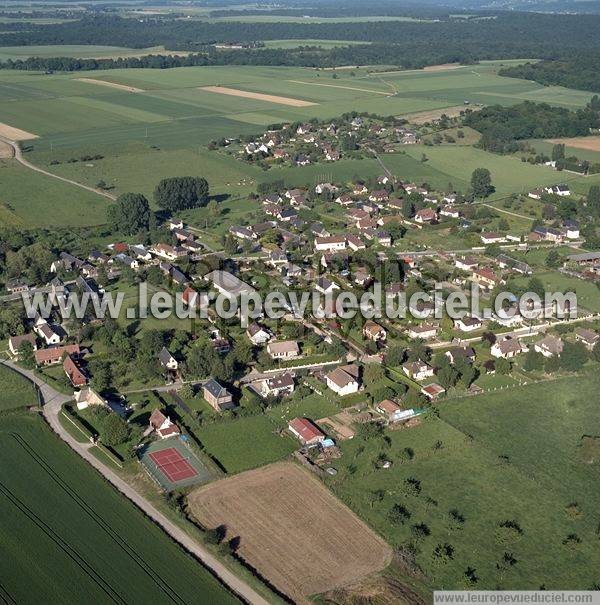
[402,360,434,381]
[491,338,528,359]
[246,322,272,345]
[454,316,482,332]
[325,365,360,396]
[314,236,347,252]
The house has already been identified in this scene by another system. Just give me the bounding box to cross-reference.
[564,220,580,239]
[268,249,288,267]
[229,226,255,240]
[407,324,438,340]
[376,231,392,247]
[369,190,389,203]
[528,189,544,200]
[63,354,87,387]
[472,267,501,289]
[335,194,354,207]
[158,347,178,372]
[491,337,528,358]
[114,253,139,270]
[6,278,29,294]
[454,316,483,332]
[151,243,187,261]
[497,254,532,275]
[246,322,272,345]
[315,182,339,195]
[440,206,460,219]
[267,340,300,359]
[314,236,346,252]
[34,319,62,346]
[414,209,437,224]
[445,346,476,365]
[325,364,360,396]
[74,387,107,411]
[288,417,325,446]
[574,328,599,350]
[257,373,295,398]
[202,378,236,412]
[316,276,339,295]
[421,383,446,400]
[346,235,366,251]
[363,320,387,342]
[480,232,506,245]
[402,360,434,381]
[149,409,180,439]
[455,256,478,272]
[34,344,80,366]
[545,184,570,197]
[8,333,37,357]
[376,399,406,423]
[534,335,564,357]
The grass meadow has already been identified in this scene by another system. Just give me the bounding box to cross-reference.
[0,413,239,604]
[327,373,600,593]
[0,365,37,411]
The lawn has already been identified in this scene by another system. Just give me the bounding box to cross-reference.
[192,414,297,474]
[327,373,600,593]
[0,364,37,411]
[0,413,238,604]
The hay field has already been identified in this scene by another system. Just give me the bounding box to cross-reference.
[546,136,600,152]
[188,462,392,602]
[0,121,37,140]
[76,77,144,93]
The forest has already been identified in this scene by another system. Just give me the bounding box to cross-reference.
[1,13,600,70]
[499,59,600,94]
[464,99,600,153]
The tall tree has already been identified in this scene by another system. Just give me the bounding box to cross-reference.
[470,168,494,198]
[154,177,209,213]
[107,193,151,235]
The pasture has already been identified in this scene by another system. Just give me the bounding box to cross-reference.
[0,364,37,412]
[0,413,239,604]
[0,61,595,228]
[327,374,600,594]
[187,462,393,602]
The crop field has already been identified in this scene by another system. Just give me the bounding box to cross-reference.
[0,61,595,228]
[0,414,238,604]
[0,365,37,412]
[0,45,177,62]
[327,374,600,594]
[187,462,393,602]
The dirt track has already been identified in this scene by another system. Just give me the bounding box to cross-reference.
[188,461,392,603]
[200,85,317,106]
[76,77,144,92]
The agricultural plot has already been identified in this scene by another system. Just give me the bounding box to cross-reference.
[0,414,238,604]
[187,462,392,602]
[328,374,600,594]
[0,45,172,62]
[0,365,37,412]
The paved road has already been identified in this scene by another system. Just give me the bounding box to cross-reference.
[0,135,116,201]
[1,359,270,605]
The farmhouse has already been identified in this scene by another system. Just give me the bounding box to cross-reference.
[267,340,300,359]
[63,354,87,387]
[203,378,235,412]
[325,364,360,396]
[288,417,325,445]
[8,333,37,357]
[403,360,434,381]
[34,344,81,366]
[149,409,180,439]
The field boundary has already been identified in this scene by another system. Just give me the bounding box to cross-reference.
[0,122,38,141]
[286,79,391,96]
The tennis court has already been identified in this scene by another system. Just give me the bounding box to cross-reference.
[139,438,213,491]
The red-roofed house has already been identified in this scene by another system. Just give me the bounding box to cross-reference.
[149,409,181,439]
[63,354,87,387]
[288,417,325,445]
[34,344,81,366]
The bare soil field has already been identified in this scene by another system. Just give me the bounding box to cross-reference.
[75,78,144,92]
[287,79,391,96]
[187,462,392,602]
[0,122,37,141]
[0,140,15,158]
[200,85,317,107]
[405,104,469,124]
[546,136,600,152]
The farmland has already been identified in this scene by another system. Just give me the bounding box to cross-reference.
[327,374,600,594]
[187,462,393,602]
[0,364,37,412]
[0,61,596,228]
[0,411,239,604]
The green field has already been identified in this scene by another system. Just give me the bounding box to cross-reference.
[0,45,176,62]
[193,414,297,474]
[327,373,600,592]
[263,39,371,49]
[0,61,595,227]
[0,364,37,411]
[0,411,239,603]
